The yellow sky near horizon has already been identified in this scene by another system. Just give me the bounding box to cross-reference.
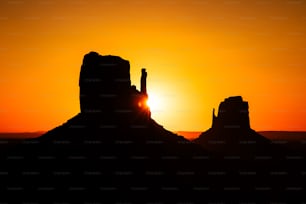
[0,0,305,132]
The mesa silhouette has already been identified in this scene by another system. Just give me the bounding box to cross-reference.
[37,51,203,155]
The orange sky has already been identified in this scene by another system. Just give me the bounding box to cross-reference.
[0,0,305,132]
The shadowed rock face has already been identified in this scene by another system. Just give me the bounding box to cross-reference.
[195,96,270,155]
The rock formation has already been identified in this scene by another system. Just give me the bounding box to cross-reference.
[212,96,250,130]
[79,52,150,121]
[194,96,270,155]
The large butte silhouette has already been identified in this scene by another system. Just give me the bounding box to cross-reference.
[35,51,208,176]
[194,96,271,154]
[38,51,202,151]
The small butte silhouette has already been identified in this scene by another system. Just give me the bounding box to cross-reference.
[0,52,305,203]
[194,96,271,155]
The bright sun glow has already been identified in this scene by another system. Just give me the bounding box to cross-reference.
[146,93,163,112]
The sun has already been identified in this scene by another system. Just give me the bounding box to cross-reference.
[146,93,162,112]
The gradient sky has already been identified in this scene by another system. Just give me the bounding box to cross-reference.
[0,0,305,132]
